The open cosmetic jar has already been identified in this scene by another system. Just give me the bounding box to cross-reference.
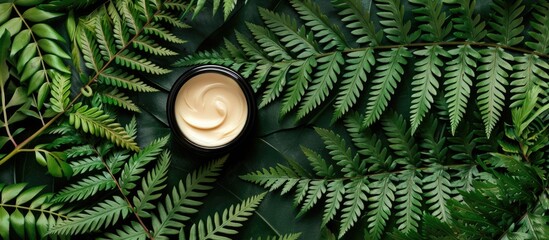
[167,65,256,155]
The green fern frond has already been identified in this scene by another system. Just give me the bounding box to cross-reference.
[259,62,291,108]
[246,22,292,62]
[101,221,147,240]
[446,0,486,41]
[115,51,171,75]
[410,45,449,134]
[98,88,141,112]
[69,104,139,151]
[153,13,189,29]
[290,0,348,51]
[394,169,422,233]
[409,0,452,42]
[332,0,382,46]
[381,111,419,166]
[476,47,513,137]
[151,157,226,238]
[339,179,368,238]
[49,196,130,235]
[526,1,549,54]
[118,136,169,193]
[51,173,115,203]
[374,0,420,44]
[315,127,364,177]
[322,180,345,226]
[297,52,343,119]
[487,0,525,46]
[423,164,453,222]
[366,174,396,240]
[363,47,411,127]
[185,192,266,240]
[297,180,327,218]
[259,7,319,59]
[79,28,104,72]
[98,69,159,92]
[444,44,480,134]
[95,17,117,60]
[70,156,103,175]
[301,146,334,178]
[143,24,185,44]
[510,55,549,108]
[133,36,179,56]
[332,49,374,123]
[133,150,170,218]
[66,145,95,159]
[49,71,71,113]
[345,113,392,172]
[240,164,300,193]
[280,57,316,116]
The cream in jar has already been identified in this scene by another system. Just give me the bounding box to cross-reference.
[167,65,255,155]
[174,72,248,147]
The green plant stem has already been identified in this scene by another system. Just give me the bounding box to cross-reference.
[0,74,16,147]
[12,4,51,84]
[100,156,154,240]
[0,203,70,220]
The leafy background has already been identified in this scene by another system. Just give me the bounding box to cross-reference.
[0,0,547,239]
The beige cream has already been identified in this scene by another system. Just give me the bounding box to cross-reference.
[174,72,248,147]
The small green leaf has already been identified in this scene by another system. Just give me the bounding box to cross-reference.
[6,87,27,108]
[16,43,37,73]
[10,29,31,57]
[28,70,46,94]
[31,23,66,42]
[0,4,12,24]
[35,151,47,166]
[20,56,41,82]
[22,7,63,22]
[36,81,50,110]
[43,54,70,74]
[10,208,25,238]
[0,207,9,239]
[37,39,70,59]
[0,18,22,36]
[1,183,27,203]
[16,185,45,205]
[25,210,37,240]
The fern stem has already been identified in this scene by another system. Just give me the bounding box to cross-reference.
[0,203,70,220]
[12,4,51,84]
[100,156,154,240]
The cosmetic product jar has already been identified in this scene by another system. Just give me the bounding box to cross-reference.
[167,65,256,156]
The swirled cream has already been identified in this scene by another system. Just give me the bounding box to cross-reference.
[174,72,248,147]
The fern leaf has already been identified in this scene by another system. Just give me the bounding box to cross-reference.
[51,172,115,203]
[409,0,452,42]
[66,144,95,158]
[363,47,411,127]
[69,104,139,151]
[410,45,448,134]
[133,150,170,218]
[394,169,422,233]
[332,0,382,46]
[133,36,179,56]
[423,164,453,222]
[259,7,319,59]
[49,71,71,113]
[444,44,480,134]
[374,0,420,44]
[115,51,171,75]
[510,54,549,107]
[70,156,103,175]
[119,136,169,193]
[95,17,117,60]
[301,146,334,178]
[151,157,226,238]
[252,233,303,240]
[246,22,292,62]
[297,180,326,218]
[78,29,103,72]
[291,0,348,51]
[280,57,316,116]
[332,49,375,123]
[98,69,158,92]
[186,192,266,240]
[447,0,486,41]
[367,174,396,240]
[297,52,343,119]
[101,221,147,240]
[488,0,525,46]
[154,13,189,29]
[345,113,392,172]
[240,164,300,193]
[98,88,141,112]
[476,47,513,137]
[526,1,549,53]
[294,179,310,207]
[259,62,291,108]
[381,111,419,166]
[235,30,270,62]
[339,179,368,238]
[315,127,365,177]
[322,179,344,226]
[49,196,129,235]
[143,23,185,43]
